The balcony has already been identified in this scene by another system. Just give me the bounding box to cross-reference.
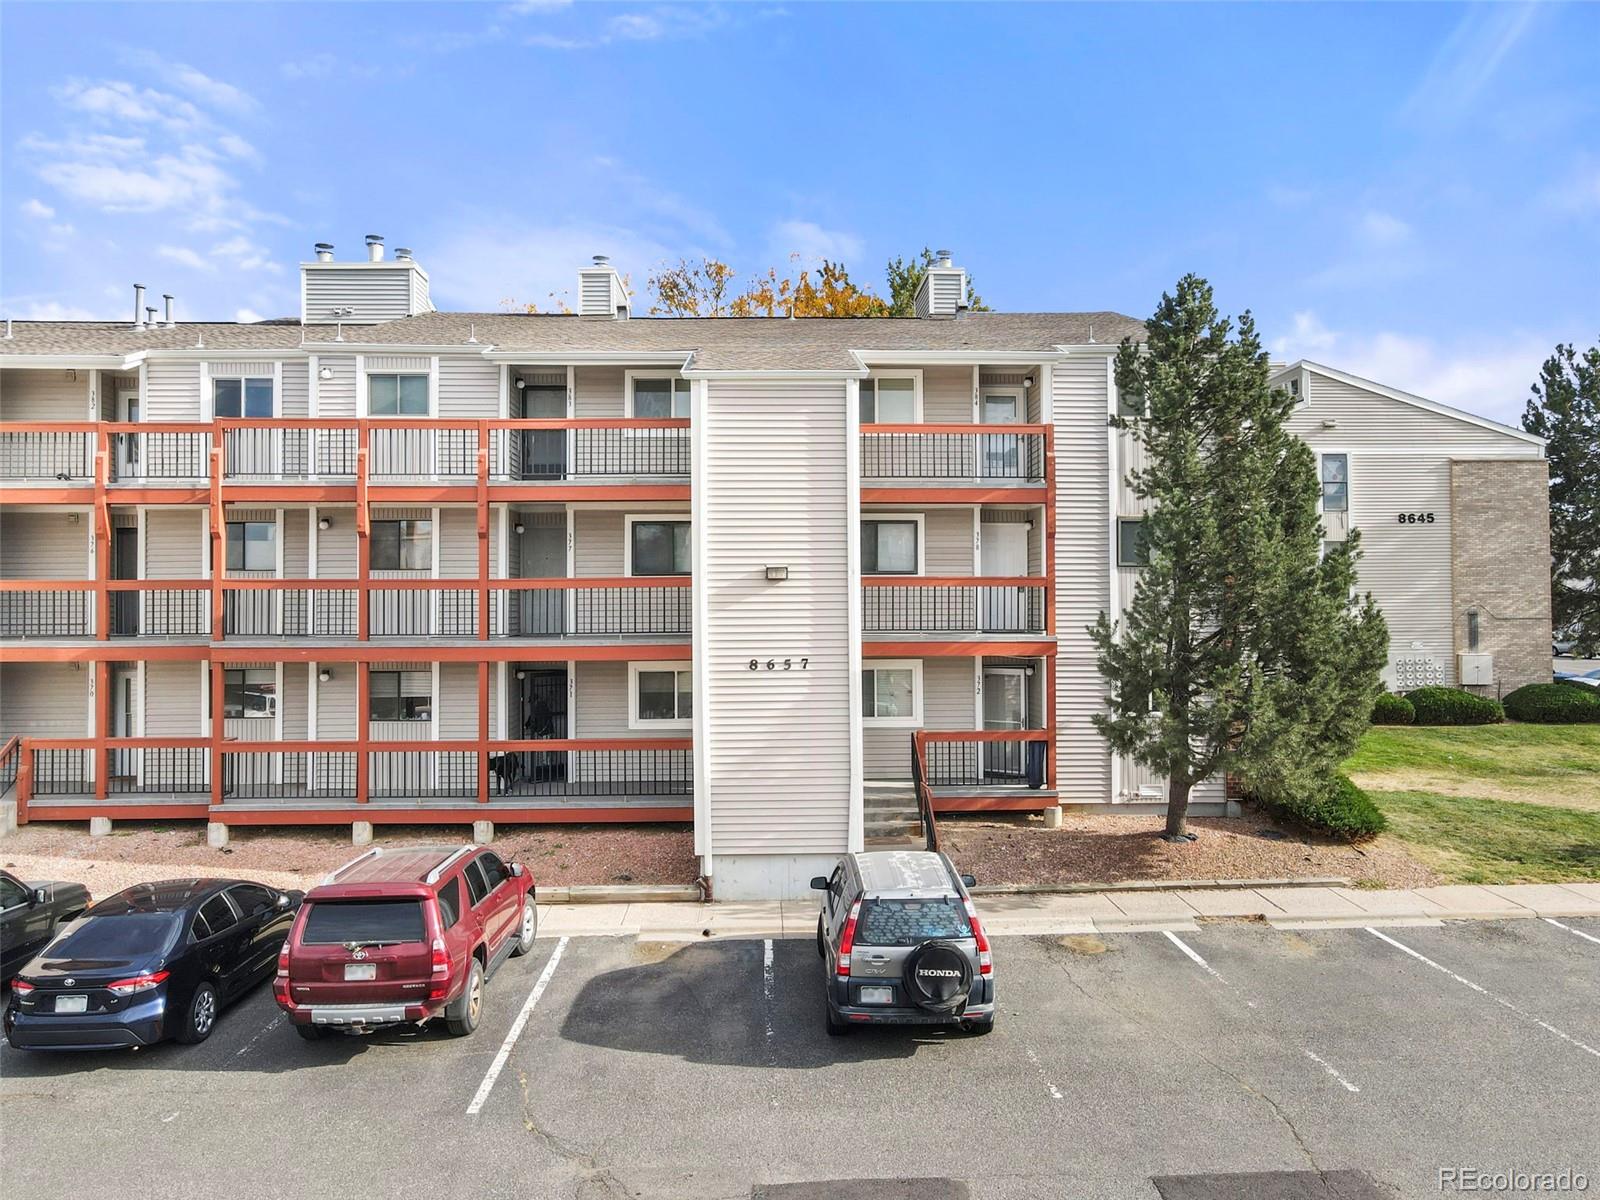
[0,582,212,639]
[860,424,1048,485]
[862,577,1048,635]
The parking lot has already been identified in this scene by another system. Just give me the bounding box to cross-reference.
[4,916,1599,1200]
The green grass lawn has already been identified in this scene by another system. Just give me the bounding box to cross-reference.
[1343,725,1600,883]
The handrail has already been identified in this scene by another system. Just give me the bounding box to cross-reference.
[861,575,1046,588]
[863,423,1048,434]
[910,730,940,852]
[0,735,20,803]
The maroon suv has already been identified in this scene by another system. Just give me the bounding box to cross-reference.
[274,845,536,1040]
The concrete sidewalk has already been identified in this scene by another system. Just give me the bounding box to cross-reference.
[538,881,1600,939]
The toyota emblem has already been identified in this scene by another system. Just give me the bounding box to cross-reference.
[64,977,75,987]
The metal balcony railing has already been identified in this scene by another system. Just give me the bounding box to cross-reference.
[861,577,1048,634]
[860,423,1047,482]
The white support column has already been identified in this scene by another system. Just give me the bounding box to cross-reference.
[430,505,441,635]
[274,661,284,784]
[690,376,712,864]
[307,661,318,795]
[1104,353,1122,803]
[307,504,319,633]
[845,376,864,854]
[564,504,575,636]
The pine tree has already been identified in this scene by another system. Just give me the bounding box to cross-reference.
[1090,275,1384,840]
[1523,340,1599,655]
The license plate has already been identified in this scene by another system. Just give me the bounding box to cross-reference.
[858,986,894,1006]
[343,963,377,982]
[55,995,88,1014]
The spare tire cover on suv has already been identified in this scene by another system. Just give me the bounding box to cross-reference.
[902,939,974,1013]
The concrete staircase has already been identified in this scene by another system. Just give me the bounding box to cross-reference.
[864,783,924,848]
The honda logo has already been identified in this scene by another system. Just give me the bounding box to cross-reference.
[918,968,961,978]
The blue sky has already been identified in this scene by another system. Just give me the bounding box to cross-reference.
[2,1,1595,424]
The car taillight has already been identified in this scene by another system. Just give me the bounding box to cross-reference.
[964,898,992,976]
[836,899,861,977]
[427,937,450,1001]
[11,979,34,996]
[272,945,291,1004]
[106,971,170,997]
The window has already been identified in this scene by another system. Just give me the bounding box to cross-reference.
[631,665,692,727]
[1321,454,1349,513]
[228,883,276,918]
[462,859,489,907]
[369,671,431,722]
[0,876,28,908]
[629,519,690,576]
[224,669,276,719]
[1116,385,1145,418]
[477,851,509,892]
[858,375,918,423]
[437,878,462,929]
[371,520,431,571]
[628,375,690,419]
[195,893,237,940]
[214,377,273,419]
[368,373,429,416]
[1467,609,1480,652]
[301,899,425,946]
[861,519,920,575]
[862,661,920,726]
[857,898,972,947]
[1117,518,1149,567]
[226,521,275,571]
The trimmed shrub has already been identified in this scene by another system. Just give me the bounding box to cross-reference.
[1259,773,1387,840]
[1504,682,1600,724]
[1405,685,1504,726]
[1372,692,1415,725]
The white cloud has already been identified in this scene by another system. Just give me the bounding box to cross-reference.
[12,300,103,321]
[54,79,206,133]
[20,198,55,220]
[1403,4,1539,125]
[1356,210,1412,247]
[234,308,265,324]
[217,133,260,163]
[168,62,258,114]
[211,236,282,273]
[767,219,865,267]
[1305,206,1422,290]
[1270,310,1550,427]
[157,244,214,271]
[427,220,681,310]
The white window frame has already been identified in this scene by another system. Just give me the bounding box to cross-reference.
[862,658,923,728]
[222,667,278,720]
[859,369,924,424]
[365,372,433,419]
[1317,450,1350,515]
[623,514,692,577]
[860,512,926,577]
[624,371,691,420]
[628,661,692,730]
[211,375,276,420]
[1116,517,1147,568]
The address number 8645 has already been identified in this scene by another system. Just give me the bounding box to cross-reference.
[1397,512,1436,524]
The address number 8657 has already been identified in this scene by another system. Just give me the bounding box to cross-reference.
[749,658,808,671]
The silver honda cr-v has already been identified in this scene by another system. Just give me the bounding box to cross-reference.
[811,850,994,1036]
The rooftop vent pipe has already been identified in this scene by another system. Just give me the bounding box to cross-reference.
[593,254,610,266]
[936,249,953,267]
[395,247,413,262]
[133,283,146,330]
[146,307,159,328]
[365,234,385,262]
[162,294,175,327]
[314,242,334,262]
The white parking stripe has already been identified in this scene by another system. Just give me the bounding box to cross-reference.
[1302,1048,1361,1093]
[233,1012,283,1059]
[1163,930,1232,987]
[762,938,776,1044]
[1543,917,1600,948]
[1366,927,1600,1060]
[466,936,569,1116]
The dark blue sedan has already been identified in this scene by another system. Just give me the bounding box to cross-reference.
[5,878,302,1051]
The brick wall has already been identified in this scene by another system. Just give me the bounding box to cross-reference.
[1450,459,1552,696]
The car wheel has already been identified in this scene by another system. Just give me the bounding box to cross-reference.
[510,898,538,957]
[824,999,849,1037]
[177,982,218,1045]
[962,1016,995,1036]
[446,959,485,1037]
[294,1023,331,1042]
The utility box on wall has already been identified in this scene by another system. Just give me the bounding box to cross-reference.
[1458,652,1494,687]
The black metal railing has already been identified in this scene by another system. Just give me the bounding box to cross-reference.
[862,583,1045,634]
[491,747,693,797]
[0,430,94,480]
[860,430,1044,480]
[28,748,92,796]
[118,589,209,636]
[492,427,690,480]
[0,590,92,637]
[923,736,1047,788]
[109,431,208,480]
[109,748,209,795]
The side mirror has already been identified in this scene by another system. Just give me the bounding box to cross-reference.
[32,887,47,906]
[275,892,291,909]
[511,862,526,878]
[960,874,977,888]
[809,876,829,891]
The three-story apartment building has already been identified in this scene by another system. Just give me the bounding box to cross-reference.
[0,241,1551,898]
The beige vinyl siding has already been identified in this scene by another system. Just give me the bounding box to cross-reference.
[281,664,309,786]
[0,511,88,576]
[314,355,356,418]
[101,372,139,420]
[575,510,625,575]
[316,514,357,577]
[921,365,972,423]
[316,669,356,739]
[1290,373,1541,455]
[145,360,201,422]
[703,379,851,855]
[438,357,498,418]
[0,662,89,738]
[0,368,91,421]
[282,510,309,577]
[280,361,309,418]
[574,366,624,418]
[573,659,677,740]
[438,507,477,578]
[145,508,203,577]
[437,664,480,739]
[862,657,976,780]
[143,661,204,736]
[1052,353,1113,802]
[303,266,417,325]
[208,360,272,378]
[1351,456,1457,686]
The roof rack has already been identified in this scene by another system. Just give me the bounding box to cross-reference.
[321,846,383,886]
[424,846,475,885]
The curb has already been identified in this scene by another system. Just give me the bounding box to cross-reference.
[969,875,1350,897]
[540,884,702,905]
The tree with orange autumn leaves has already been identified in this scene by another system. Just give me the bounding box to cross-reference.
[646,250,987,318]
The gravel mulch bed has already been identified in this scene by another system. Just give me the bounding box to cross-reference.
[940,809,1440,890]
[2,821,699,894]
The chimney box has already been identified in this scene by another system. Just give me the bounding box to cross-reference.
[300,234,432,324]
[578,254,630,319]
[915,249,966,319]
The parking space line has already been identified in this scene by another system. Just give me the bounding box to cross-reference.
[1302,1048,1361,1093]
[233,1012,284,1059]
[762,938,775,1044]
[1162,930,1237,993]
[1543,917,1600,948]
[466,936,569,1116]
[1366,927,1600,1060]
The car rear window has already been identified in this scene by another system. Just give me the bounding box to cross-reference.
[856,898,972,947]
[301,900,426,946]
[44,913,181,960]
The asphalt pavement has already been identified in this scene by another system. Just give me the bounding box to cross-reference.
[3,916,1598,1200]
